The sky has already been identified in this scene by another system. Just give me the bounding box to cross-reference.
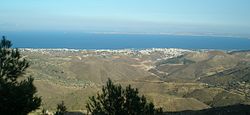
[0,0,250,37]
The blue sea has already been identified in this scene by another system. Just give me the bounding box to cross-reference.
[2,32,250,50]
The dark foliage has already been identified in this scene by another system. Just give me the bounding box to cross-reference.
[0,36,41,115]
[86,78,163,115]
[164,104,250,115]
[55,101,67,115]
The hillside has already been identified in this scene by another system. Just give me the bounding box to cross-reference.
[21,49,250,113]
[152,51,240,81]
[184,88,245,107]
[199,62,250,88]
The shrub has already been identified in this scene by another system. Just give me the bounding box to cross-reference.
[86,78,163,115]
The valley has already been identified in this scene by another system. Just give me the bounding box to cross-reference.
[21,48,250,112]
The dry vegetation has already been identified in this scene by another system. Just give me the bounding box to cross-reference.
[22,49,250,113]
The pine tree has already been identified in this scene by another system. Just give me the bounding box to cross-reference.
[55,101,67,115]
[86,78,163,115]
[0,36,41,115]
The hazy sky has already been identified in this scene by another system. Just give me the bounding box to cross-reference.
[1,0,250,37]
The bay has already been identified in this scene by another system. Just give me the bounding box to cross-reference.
[3,31,250,50]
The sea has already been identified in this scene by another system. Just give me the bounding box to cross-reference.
[2,31,250,50]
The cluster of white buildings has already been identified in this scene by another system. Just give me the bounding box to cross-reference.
[138,48,191,55]
[20,48,193,59]
[20,48,81,52]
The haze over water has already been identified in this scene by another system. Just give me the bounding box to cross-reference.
[1,1,250,50]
